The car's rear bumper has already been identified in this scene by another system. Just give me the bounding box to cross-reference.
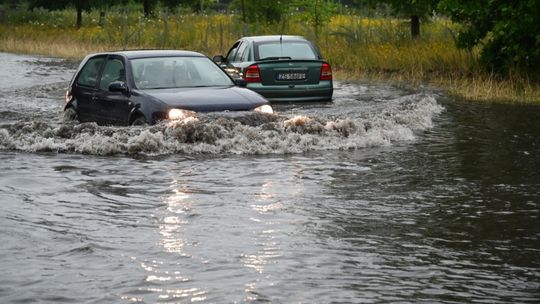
[247,81,333,102]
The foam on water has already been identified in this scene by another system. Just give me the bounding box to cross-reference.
[0,94,443,156]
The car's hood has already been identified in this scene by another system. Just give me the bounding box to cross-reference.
[140,86,268,112]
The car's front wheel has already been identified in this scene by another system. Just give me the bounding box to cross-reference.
[63,107,79,123]
[131,115,148,126]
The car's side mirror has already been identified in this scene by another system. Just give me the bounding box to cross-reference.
[235,78,247,87]
[109,81,128,94]
[213,55,225,63]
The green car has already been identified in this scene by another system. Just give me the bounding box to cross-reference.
[213,35,333,102]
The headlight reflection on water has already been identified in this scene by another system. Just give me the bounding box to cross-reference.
[132,180,209,303]
[123,288,207,302]
[160,184,192,254]
[157,288,207,302]
[138,176,299,302]
[241,181,287,276]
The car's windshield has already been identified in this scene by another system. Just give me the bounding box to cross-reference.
[256,41,318,60]
[131,56,234,89]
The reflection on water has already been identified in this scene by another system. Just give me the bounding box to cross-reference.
[0,53,539,303]
[161,185,191,255]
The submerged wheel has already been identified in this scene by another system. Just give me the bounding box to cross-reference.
[131,115,148,126]
[63,107,79,123]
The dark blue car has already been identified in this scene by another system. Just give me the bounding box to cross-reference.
[64,50,273,125]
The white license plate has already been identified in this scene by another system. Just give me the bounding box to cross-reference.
[276,72,306,80]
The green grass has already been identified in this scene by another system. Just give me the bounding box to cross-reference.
[0,8,538,104]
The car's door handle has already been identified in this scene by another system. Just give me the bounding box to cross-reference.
[91,96,98,102]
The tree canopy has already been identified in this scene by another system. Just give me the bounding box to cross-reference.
[439,0,540,75]
[232,0,290,24]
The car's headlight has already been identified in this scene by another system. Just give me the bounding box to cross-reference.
[253,104,274,114]
[65,90,72,103]
[224,67,241,78]
[169,108,196,120]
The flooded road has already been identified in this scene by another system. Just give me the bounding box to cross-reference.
[1,52,539,303]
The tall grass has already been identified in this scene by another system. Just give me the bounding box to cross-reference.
[0,7,538,103]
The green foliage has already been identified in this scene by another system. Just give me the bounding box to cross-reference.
[291,0,338,37]
[359,0,438,17]
[229,0,338,38]
[27,0,118,27]
[354,0,440,38]
[232,0,290,24]
[356,0,440,38]
[0,0,22,9]
[28,0,98,11]
[160,0,212,12]
[439,0,540,75]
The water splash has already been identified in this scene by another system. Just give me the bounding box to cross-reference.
[0,94,443,156]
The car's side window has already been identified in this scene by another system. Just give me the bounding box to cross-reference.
[233,41,248,62]
[241,44,252,62]
[225,41,241,63]
[98,57,125,91]
[76,56,105,87]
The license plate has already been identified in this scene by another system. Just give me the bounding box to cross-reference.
[276,72,306,80]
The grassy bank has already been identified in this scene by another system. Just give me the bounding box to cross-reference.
[1,8,538,104]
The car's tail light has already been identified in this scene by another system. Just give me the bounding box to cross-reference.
[320,63,332,81]
[245,65,261,83]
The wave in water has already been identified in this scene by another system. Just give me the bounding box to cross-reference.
[0,94,443,155]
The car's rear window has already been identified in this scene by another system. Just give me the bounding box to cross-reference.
[255,41,318,60]
[131,56,234,89]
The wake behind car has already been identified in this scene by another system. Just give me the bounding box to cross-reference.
[64,50,273,125]
[213,35,333,102]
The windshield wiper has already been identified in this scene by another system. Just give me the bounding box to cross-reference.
[259,56,292,61]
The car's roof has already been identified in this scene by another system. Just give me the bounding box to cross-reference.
[88,50,205,59]
[240,35,309,43]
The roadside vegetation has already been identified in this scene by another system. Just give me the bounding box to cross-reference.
[0,0,538,104]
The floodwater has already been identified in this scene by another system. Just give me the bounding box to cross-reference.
[0,52,539,303]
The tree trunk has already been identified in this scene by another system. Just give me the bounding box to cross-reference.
[98,11,105,27]
[314,0,319,39]
[143,0,152,18]
[241,0,246,24]
[411,15,420,39]
[241,0,247,36]
[76,7,82,29]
